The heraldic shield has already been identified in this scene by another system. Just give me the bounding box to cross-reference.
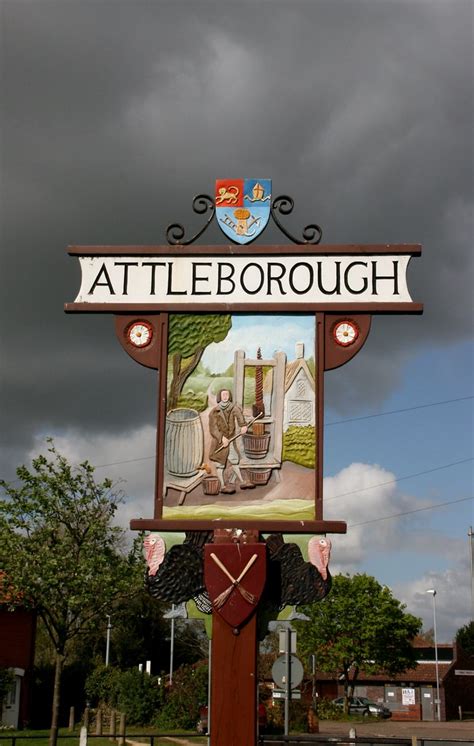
[204,543,267,628]
[215,178,271,244]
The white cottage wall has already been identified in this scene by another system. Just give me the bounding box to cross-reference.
[283,368,315,432]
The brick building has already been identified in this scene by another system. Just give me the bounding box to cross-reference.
[262,638,474,721]
[0,593,37,728]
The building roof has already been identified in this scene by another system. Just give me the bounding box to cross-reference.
[259,649,455,687]
[294,661,454,686]
[264,359,315,395]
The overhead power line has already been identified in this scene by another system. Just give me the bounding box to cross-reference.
[348,495,474,527]
[96,455,154,468]
[325,456,474,502]
[90,395,473,471]
[3,395,472,483]
[326,395,473,427]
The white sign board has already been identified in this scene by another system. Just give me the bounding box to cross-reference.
[73,254,414,305]
[402,688,416,705]
[279,629,297,654]
[272,689,301,700]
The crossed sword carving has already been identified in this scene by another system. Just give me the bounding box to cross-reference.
[210,552,258,609]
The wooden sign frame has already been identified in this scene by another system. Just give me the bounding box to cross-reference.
[65,243,422,535]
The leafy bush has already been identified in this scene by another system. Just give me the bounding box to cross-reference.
[0,668,14,706]
[85,664,121,708]
[154,664,207,731]
[282,426,316,468]
[316,697,344,720]
[265,701,311,733]
[116,669,163,725]
[289,701,311,731]
[85,665,163,725]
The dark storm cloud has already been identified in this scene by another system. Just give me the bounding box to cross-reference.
[1,0,472,471]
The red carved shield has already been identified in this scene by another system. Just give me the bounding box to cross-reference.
[204,543,267,628]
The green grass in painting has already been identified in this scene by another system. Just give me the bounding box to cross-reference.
[163,498,314,522]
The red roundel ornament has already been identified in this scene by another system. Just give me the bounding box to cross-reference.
[333,319,359,347]
[127,320,153,348]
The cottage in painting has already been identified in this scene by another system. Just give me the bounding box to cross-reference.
[264,343,315,431]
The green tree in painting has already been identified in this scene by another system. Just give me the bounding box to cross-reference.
[295,574,421,711]
[167,314,231,410]
[0,441,140,746]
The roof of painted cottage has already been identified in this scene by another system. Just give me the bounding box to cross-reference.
[263,358,315,395]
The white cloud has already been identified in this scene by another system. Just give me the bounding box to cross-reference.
[393,565,472,642]
[323,461,472,641]
[27,427,156,531]
[24,435,472,641]
[324,462,416,566]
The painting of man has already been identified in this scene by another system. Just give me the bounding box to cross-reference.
[208,389,256,494]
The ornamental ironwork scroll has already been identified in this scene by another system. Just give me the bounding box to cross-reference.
[166,191,323,246]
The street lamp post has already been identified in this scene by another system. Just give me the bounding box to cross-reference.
[310,654,317,709]
[468,526,474,620]
[169,609,175,686]
[105,614,112,667]
[425,589,441,721]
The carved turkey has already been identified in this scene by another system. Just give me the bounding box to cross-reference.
[144,530,213,613]
[266,534,332,607]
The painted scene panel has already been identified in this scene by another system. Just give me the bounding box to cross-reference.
[162,314,316,522]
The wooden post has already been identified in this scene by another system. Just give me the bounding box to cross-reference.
[118,713,126,746]
[95,708,102,736]
[109,710,116,742]
[209,530,261,746]
[79,726,88,746]
[68,706,75,731]
[307,706,319,733]
[210,611,258,746]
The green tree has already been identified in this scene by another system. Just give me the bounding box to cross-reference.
[456,621,474,655]
[0,442,140,746]
[85,665,163,725]
[155,663,208,730]
[417,628,435,644]
[68,589,206,677]
[167,314,231,409]
[0,668,14,709]
[295,573,421,710]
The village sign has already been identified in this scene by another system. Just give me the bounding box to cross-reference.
[65,179,422,745]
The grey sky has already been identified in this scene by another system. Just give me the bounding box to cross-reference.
[1,0,473,473]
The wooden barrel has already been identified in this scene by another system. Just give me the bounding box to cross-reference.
[248,468,272,485]
[165,408,204,477]
[202,476,220,495]
[242,432,270,459]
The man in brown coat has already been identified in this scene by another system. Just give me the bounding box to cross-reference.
[209,388,255,493]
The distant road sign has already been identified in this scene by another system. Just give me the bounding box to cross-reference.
[279,628,297,653]
[272,654,304,689]
[272,689,301,700]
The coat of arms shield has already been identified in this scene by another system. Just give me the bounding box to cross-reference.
[215,178,272,244]
[204,543,267,628]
